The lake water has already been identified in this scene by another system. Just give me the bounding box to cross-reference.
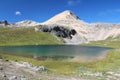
[0,45,112,61]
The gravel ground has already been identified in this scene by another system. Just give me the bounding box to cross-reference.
[0,59,83,80]
[1,59,120,80]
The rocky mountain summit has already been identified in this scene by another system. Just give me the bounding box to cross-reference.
[0,10,120,44]
[42,10,81,25]
[41,10,120,44]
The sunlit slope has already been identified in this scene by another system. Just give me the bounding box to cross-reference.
[0,27,63,46]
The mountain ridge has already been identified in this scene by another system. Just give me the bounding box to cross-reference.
[41,10,120,44]
[0,10,120,44]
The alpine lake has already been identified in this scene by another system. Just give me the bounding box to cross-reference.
[0,45,113,62]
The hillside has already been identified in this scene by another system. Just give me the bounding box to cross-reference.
[82,36,120,48]
[0,27,63,46]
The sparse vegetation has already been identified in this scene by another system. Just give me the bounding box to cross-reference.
[82,36,120,49]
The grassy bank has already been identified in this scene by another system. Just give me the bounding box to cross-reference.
[82,37,120,49]
[1,48,120,75]
[0,27,63,46]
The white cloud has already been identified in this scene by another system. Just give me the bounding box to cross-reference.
[67,0,81,6]
[15,11,21,15]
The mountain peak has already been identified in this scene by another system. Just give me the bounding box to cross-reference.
[62,10,73,15]
[43,10,81,25]
[60,10,80,20]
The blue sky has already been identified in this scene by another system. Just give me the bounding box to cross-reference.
[0,0,120,23]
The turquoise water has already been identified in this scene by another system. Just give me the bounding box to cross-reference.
[0,45,112,60]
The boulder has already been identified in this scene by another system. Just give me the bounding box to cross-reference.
[34,66,47,71]
[0,66,3,70]
[9,76,17,80]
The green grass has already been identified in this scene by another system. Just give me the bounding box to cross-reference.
[0,27,63,46]
[80,38,120,73]
[82,38,120,49]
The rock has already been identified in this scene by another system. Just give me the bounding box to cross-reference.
[0,20,9,26]
[70,29,77,35]
[113,73,120,77]
[20,75,27,80]
[9,76,17,80]
[38,25,52,32]
[0,66,3,70]
[5,60,9,62]
[35,66,47,71]
[2,74,7,78]
[21,78,27,80]
[0,55,2,59]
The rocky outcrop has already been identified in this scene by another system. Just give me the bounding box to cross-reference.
[36,25,77,39]
[0,59,82,80]
[0,59,48,80]
[0,20,10,26]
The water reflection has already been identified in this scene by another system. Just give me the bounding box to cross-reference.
[0,45,112,61]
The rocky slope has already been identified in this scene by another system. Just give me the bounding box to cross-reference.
[14,20,40,27]
[41,10,120,44]
[41,10,90,44]
[90,23,120,40]
[0,59,82,80]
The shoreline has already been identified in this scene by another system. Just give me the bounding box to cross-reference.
[0,50,111,63]
[70,50,110,62]
[1,49,120,80]
[2,49,120,80]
